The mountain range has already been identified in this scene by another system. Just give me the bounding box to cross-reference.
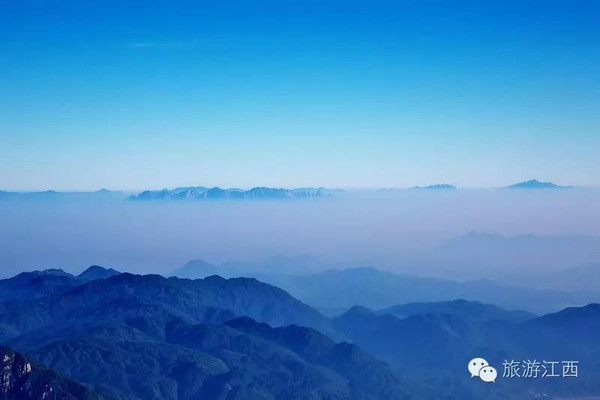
[0,266,424,399]
[128,186,342,201]
[378,299,536,322]
[412,184,457,190]
[504,179,573,189]
[0,180,582,202]
[0,266,332,334]
[2,266,599,399]
[333,302,600,400]
[173,262,583,314]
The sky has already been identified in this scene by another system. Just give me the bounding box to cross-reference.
[1,0,599,190]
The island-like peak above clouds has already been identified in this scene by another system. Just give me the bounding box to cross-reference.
[412,184,457,190]
[128,186,343,200]
[504,179,573,189]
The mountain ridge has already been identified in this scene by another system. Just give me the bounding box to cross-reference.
[0,268,431,399]
[379,299,536,322]
[129,186,342,201]
[412,184,457,190]
[504,179,573,189]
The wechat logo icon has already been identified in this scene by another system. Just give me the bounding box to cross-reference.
[469,357,497,383]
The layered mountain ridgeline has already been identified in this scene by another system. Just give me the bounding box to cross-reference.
[504,179,573,189]
[0,346,103,400]
[128,186,343,201]
[0,266,120,300]
[0,186,343,202]
[4,316,425,400]
[0,267,331,335]
[334,302,600,400]
[173,248,600,309]
[0,267,431,400]
[206,266,583,315]
[175,255,327,279]
[379,299,536,323]
[3,267,600,399]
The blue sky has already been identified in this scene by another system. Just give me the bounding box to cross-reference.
[1,0,599,190]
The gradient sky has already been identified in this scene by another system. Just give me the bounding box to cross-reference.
[1,0,599,190]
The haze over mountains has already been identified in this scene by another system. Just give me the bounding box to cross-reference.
[1,179,600,398]
[173,262,587,315]
[2,185,599,278]
[4,0,599,398]
[378,299,536,322]
[397,232,600,288]
[173,229,600,315]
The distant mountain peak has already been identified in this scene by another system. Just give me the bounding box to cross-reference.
[540,303,600,320]
[344,305,375,317]
[77,265,120,281]
[12,269,72,280]
[202,274,228,282]
[505,179,573,189]
[173,259,220,279]
[94,188,124,194]
[412,184,457,190]
[39,268,70,276]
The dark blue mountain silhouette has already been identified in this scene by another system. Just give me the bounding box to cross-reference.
[2,267,599,399]
[0,268,428,400]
